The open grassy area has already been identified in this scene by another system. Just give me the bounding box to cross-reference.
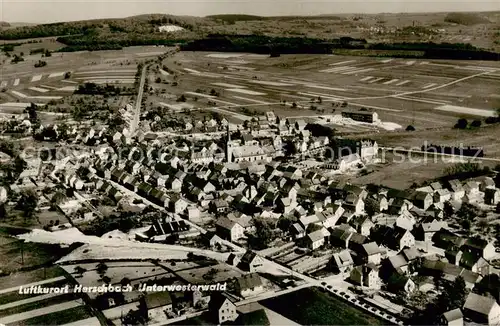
[0,279,67,305]
[260,287,385,325]
[0,292,76,318]
[14,305,93,326]
[0,266,66,290]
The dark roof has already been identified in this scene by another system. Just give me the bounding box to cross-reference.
[144,292,172,309]
[236,273,263,291]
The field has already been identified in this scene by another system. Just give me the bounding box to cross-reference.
[0,225,72,273]
[259,287,385,325]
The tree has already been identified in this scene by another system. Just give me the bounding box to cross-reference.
[496,202,500,214]
[364,197,379,217]
[471,120,482,128]
[457,203,479,221]
[25,103,38,122]
[249,219,273,250]
[443,201,454,218]
[16,190,38,219]
[64,71,71,79]
[306,223,322,233]
[406,125,416,131]
[74,266,86,275]
[454,118,468,129]
[96,262,108,275]
[436,276,467,312]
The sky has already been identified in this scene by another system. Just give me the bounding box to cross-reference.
[1,0,499,23]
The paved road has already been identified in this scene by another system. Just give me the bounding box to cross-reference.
[130,65,147,135]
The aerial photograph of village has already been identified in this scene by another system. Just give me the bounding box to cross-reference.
[0,1,499,325]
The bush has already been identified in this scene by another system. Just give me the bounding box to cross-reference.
[454,118,468,129]
[470,120,482,128]
[406,125,416,131]
[485,117,499,124]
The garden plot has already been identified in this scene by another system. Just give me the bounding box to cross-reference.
[329,60,357,66]
[158,102,194,111]
[368,77,384,84]
[57,86,77,92]
[184,68,201,74]
[185,91,216,99]
[342,68,376,75]
[48,72,65,78]
[319,66,357,73]
[74,70,136,74]
[434,105,496,117]
[301,84,347,92]
[422,83,438,89]
[250,80,294,87]
[160,69,170,76]
[29,87,50,93]
[10,90,62,100]
[228,66,256,71]
[84,79,135,84]
[206,53,245,58]
[396,80,411,86]
[31,75,43,82]
[176,263,243,284]
[225,88,266,96]
[231,96,272,105]
[212,82,247,88]
[383,79,400,85]
[13,79,20,86]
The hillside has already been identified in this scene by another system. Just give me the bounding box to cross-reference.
[0,22,10,28]
[0,11,498,53]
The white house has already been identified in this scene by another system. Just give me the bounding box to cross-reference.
[463,293,500,326]
[216,217,245,242]
[236,273,264,298]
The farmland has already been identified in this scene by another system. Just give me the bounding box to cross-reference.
[260,287,385,325]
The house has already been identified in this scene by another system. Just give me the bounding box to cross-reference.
[209,293,238,324]
[386,274,416,296]
[441,309,463,326]
[476,176,496,192]
[414,220,447,242]
[307,228,331,250]
[236,273,264,298]
[485,188,500,205]
[386,254,409,275]
[291,223,306,239]
[378,225,415,250]
[462,237,496,260]
[349,215,375,237]
[238,251,264,273]
[172,197,188,214]
[435,188,452,203]
[341,109,379,123]
[463,292,500,325]
[350,263,382,289]
[447,179,465,201]
[413,191,433,210]
[330,225,354,249]
[331,250,355,275]
[343,193,365,215]
[464,181,480,196]
[360,242,381,265]
[215,217,245,242]
[395,212,416,231]
[140,292,173,321]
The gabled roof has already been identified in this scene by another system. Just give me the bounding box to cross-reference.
[237,273,263,291]
[442,309,463,322]
[464,293,497,316]
[362,242,380,255]
[216,217,240,230]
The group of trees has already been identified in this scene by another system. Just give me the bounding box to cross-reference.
[34,60,47,68]
[410,276,467,325]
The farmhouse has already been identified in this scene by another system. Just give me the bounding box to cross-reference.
[463,293,500,325]
[236,273,264,298]
[341,109,379,123]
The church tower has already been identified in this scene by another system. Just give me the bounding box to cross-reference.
[226,125,232,163]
